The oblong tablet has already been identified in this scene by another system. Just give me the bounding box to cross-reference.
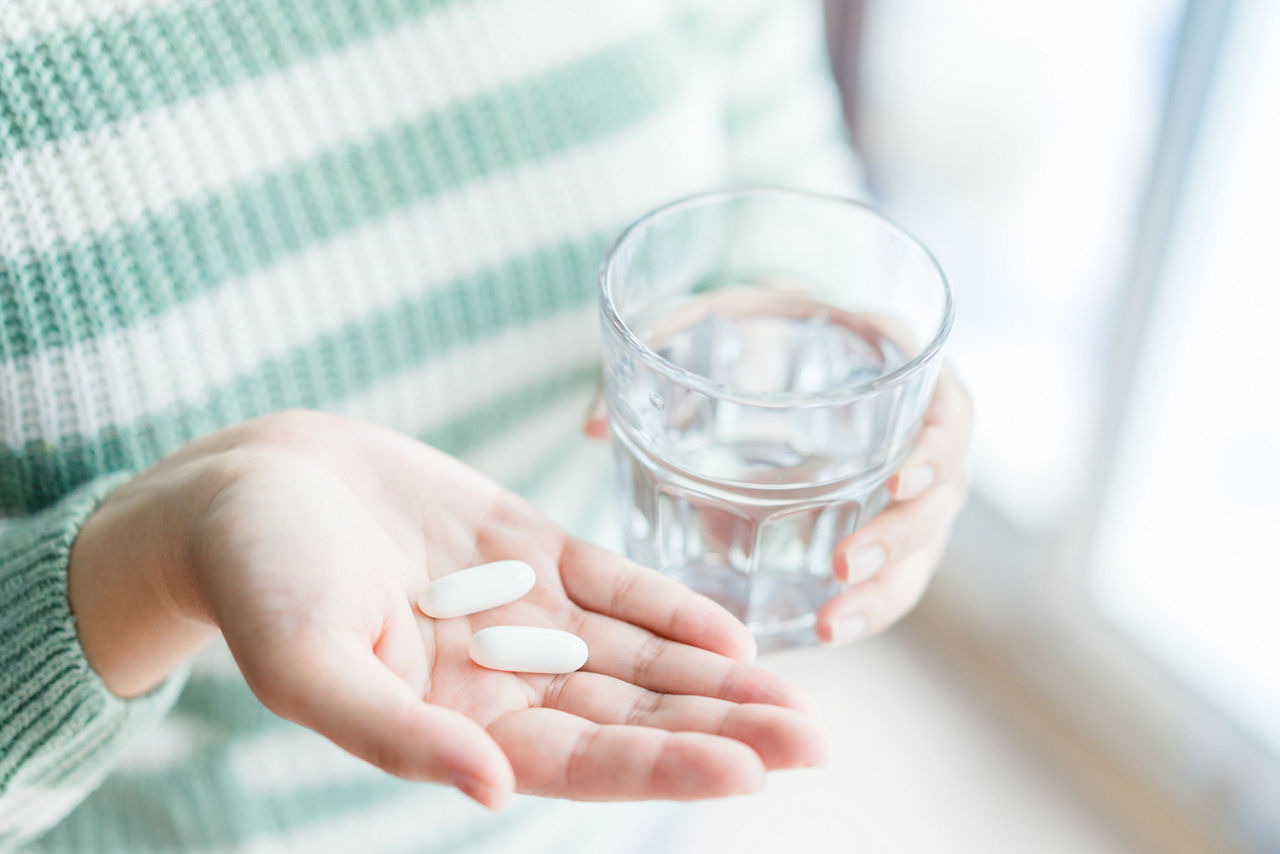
[418,560,536,619]
[468,626,589,674]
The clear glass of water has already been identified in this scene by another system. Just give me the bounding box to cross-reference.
[598,188,953,652]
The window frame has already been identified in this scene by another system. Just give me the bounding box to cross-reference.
[921,1,1280,846]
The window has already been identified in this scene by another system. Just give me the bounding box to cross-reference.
[1091,0,1280,802]
[853,0,1280,847]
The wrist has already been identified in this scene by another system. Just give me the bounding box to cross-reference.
[68,473,217,698]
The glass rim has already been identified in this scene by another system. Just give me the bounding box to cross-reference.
[598,186,955,408]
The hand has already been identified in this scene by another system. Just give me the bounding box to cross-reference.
[818,364,973,643]
[583,363,973,645]
[69,412,828,809]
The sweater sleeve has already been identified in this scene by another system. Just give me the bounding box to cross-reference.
[720,0,868,197]
[0,473,188,848]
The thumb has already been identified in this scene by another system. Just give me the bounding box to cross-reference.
[234,628,515,809]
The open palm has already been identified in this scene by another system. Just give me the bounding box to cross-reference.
[180,412,826,809]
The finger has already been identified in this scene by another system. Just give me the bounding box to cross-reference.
[574,611,819,714]
[233,629,514,809]
[560,539,757,663]
[582,386,610,440]
[888,366,973,501]
[488,707,765,801]
[816,539,946,645]
[832,480,967,584]
[542,671,829,770]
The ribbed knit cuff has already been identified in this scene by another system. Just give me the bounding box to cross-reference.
[0,473,189,845]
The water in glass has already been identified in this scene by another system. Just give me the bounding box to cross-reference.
[611,290,910,651]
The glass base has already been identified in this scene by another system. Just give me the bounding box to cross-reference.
[750,614,821,654]
[666,561,831,653]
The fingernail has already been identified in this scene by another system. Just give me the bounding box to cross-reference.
[845,544,886,583]
[826,615,868,645]
[451,772,505,810]
[893,465,935,500]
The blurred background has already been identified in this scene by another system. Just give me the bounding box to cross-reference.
[4,1,1272,851]
[645,0,1279,851]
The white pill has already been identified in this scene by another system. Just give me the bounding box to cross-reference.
[418,560,536,619]
[468,626,589,674]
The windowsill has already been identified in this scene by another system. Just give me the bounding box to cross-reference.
[902,593,1234,854]
[656,605,1221,853]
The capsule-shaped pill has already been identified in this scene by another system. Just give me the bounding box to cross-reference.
[468,626,589,674]
[418,560,536,619]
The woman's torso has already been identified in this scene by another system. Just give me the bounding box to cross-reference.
[0,0,734,518]
[1,1,854,849]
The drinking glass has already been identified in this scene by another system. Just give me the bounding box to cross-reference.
[598,188,953,651]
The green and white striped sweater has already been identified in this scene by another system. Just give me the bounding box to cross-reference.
[0,1,860,850]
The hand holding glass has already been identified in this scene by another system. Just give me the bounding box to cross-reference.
[598,189,953,651]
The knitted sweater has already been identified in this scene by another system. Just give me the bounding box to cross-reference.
[0,1,859,850]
